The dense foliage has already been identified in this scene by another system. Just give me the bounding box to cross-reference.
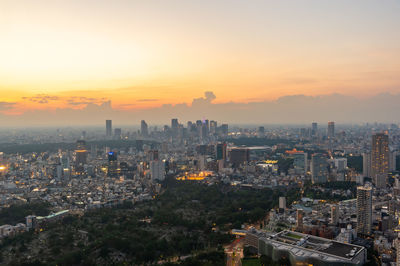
[0,181,299,265]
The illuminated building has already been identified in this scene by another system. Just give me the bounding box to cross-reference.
[245,230,367,266]
[106,120,112,137]
[371,133,389,188]
[75,140,88,174]
[356,184,372,236]
[107,152,119,177]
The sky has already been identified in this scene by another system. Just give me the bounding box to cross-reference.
[1,0,400,125]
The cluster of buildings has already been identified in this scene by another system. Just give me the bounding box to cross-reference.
[1,119,400,264]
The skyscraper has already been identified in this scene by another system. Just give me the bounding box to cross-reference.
[327,121,335,138]
[362,152,371,178]
[215,143,227,161]
[311,122,318,136]
[356,184,372,236]
[141,120,148,137]
[311,153,328,184]
[106,120,112,137]
[331,204,339,225]
[371,133,389,188]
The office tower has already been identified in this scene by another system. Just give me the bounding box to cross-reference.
[75,140,87,174]
[81,130,86,140]
[114,128,122,139]
[106,120,112,137]
[311,153,328,184]
[171,118,179,130]
[331,204,340,225]
[221,124,228,136]
[356,184,372,236]
[296,209,304,229]
[279,197,286,211]
[311,122,318,136]
[150,160,165,181]
[107,152,119,177]
[136,140,144,152]
[371,133,389,188]
[216,143,227,161]
[210,120,217,134]
[327,121,335,138]
[141,120,149,137]
[229,148,249,166]
[293,152,307,174]
[362,152,371,177]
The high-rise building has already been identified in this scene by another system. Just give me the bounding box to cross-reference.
[331,204,340,225]
[229,148,249,166]
[258,126,265,137]
[311,122,318,136]
[210,120,217,135]
[106,120,112,137]
[356,184,372,236]
[362,152,371,177]
[221,124,228,136]
[279,197,286,211]
[327,121,335,138]
[141,120,148,137]
[371,133,389,188]
[75,140,87,174]
[296,209,304,229]
[311,153,328,184]
[293,152,307,174]
[215,143,227,161]
[114,128,122,139]
[150,160,165,181]
[107,152,119,177]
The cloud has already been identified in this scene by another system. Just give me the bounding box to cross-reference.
[67,97,109,106]
[192,91,216,106]
[4,91,400,126]
[22,94,59,104]
[0,102,16,111]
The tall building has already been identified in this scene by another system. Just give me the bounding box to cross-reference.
[141,120,149,137]
[293,152,307,174]
[390,150,397,172]
[362,152,371,177]
[221,124,228,136]
[150,160,165,181]
[356,184,372,236]
[311,122,318,136]
[311,153,328,184]
[331,204,340,225]
[215,143,227,161]
[106,120,112,137]
[210,120,217,135]
[327,121,335,138]
[229,148,249,166]
[114,128,122,139]
[75,140,87,174]
[107,152,119,177]
[279,197,286,211]
[296,209,304,229]
[371,133,389,188]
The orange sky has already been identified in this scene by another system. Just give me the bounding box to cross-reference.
[1,0,400,114]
